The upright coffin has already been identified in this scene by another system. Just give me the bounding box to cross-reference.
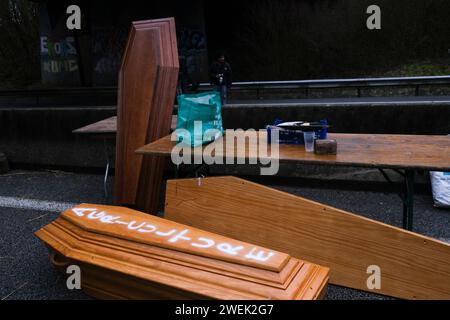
[115,18,179,213]
[35,204,329,300]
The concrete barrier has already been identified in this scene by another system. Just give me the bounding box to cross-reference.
[1,99,449,171]
[0,152,8,173]
[0,107,115,169]
[222,100,450,134]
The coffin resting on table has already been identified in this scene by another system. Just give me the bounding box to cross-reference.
[35,204,329,300]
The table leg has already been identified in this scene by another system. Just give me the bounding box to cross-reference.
[103,157,110,198]
[378,168,415,231]
[194,163,208,177]
[175,164,179,179]
[103,138,113,198]
[173,163,210,179]
[403,169,415,231]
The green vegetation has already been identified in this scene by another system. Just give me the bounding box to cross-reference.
[373,60,450,78]
[0,0,40,88]
[208,0,450,81]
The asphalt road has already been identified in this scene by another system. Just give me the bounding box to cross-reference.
[1,170,449,300]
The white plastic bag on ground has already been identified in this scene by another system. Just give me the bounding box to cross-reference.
[430,171,450,208]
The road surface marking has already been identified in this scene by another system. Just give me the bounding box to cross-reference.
[1,282,28,300]
[0,196,77,212]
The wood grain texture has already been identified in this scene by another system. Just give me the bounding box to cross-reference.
[137,131,450,171]
[35,204,329,300]
[72,116,177,135]
[165,176,450,299]
[115,18,179,213]
[73,116,118,134]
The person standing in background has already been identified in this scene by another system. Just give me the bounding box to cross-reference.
[210,52,232,104]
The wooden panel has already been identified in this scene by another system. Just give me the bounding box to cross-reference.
[72,116,117,134]
[137,131,450,171]
[165,176,450,299]
[115,18,179,213]
[35,204,329,300]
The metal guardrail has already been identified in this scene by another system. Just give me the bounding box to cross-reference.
[1,75,449,106]
[196,75,450,98]
[0,87,117,107]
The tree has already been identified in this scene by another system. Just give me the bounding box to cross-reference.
[0,0,40,87]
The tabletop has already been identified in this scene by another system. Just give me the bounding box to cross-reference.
[73,115,178,135]
[136,131,450,171]
[72,116,117,134]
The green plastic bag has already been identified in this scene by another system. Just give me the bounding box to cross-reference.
[176,91,224,147]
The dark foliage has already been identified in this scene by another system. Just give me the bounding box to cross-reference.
[0,0,40,87]
[205,0,450,80]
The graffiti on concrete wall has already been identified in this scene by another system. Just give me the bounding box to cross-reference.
[40,36,79,74]
[177,28,208,84]
[90,27,208,86]
[92,27,128,85]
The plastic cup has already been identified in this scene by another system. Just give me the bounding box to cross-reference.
[303,131,315,152]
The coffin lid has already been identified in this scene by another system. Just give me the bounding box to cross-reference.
[36,204,329,299]
[61,204,289,272]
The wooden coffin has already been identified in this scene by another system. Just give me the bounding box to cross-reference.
[115,18,179,213]
[165,176,450,300]
[35,204,329,300]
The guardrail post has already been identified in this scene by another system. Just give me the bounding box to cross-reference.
[357,87,361,98]
[415,85,420,96]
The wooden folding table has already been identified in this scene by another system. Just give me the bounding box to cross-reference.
[73,116,117,197]
[136,131,450,231]
[73,115,177,197]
